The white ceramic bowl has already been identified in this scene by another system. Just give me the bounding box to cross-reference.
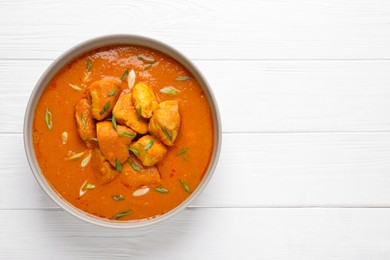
[23,35,222,228]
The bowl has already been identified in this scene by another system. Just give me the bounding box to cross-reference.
[23,35,222,228]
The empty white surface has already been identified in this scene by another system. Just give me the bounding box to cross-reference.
[1,0,390,259]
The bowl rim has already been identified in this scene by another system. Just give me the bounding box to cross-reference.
[23,34,222,228]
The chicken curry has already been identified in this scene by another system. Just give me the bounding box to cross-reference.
[32,45,214,221]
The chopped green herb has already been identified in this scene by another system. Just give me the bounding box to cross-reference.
[144,64,153,70]
[112,210,133,219]
[128,147,140,155]
[137,107,142,121]
[161,127,172,142]
[121,68,129,82]
[176,148,187,156]
[86,58,92,72]
[160,86,180,95]
[69,83,82,91]
[66,151,85,160]
[112,195,124,201]
[81,114,86,129]
[84,183,95,190]
[137,55,156,64]
[179,179,191,193]
[115,159,122,172]
[155,187,169,193]
[129,161,141,172]
[108,88,119,97]
[81,153,92,168]
[87,137,98,141]
[176,76,192,81]
[118,131,135,138]
[112,114,117,131]
[143,138,155,151]
[45,107,53,130]
[100,101,111,115]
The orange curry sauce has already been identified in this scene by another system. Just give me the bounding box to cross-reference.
[33,45,214,221]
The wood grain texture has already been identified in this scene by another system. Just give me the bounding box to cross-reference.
[2,60,390,133]
[1,208,390,259]
[2,132,390,209]
[1,0,390,60]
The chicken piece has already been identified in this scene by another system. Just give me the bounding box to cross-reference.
[89,79,121,120]
[96,121,136,167]
[112,90,149,134]
[120,156,161,187]
[149,100,180,146]
[91,149,118,184]
[131,83,158,119]
[129,135,167,166]
[74,98,96,146]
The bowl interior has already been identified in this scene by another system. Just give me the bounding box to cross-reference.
[24,35,222,228]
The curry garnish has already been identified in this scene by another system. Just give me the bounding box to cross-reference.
[176,76,192,81]
[118,131,135,138]
[108,88,119,97]
[121,68,129,82]
[128,69,136,89]
[143,138,155,151]
[179,179,191,193]
[87,137,98,142]
[45,107,53,130]
[137,55,156,64]
[86,58,92,72]
[112,195,124,201]
[161,127,172,142]
[69,83,82,91]
[111,114,117,131]
[128,147,140,155]
[81,114,86,129]
[137,107,142,121]
[160,86,180,95]
[112,210,133,219]
[176,148,187,156]
[100,101,111,115]
[144,64,153,70]
[115,159,122,172]
[129,161,141,172]
[84,183,95,190]
[66,151,85,160]
[155,187,169,193]
[81,153,92,168]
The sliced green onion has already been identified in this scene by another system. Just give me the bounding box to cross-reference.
[66,151,85,160]
[84,183,95,190]
[155,187,169,193]
[69,83,82,91]
[100,101,111,115]
[161,127,172,142]
[160,86,180,95]
[176,76,192,81]
[81,114,86,129]
[81,153,92,168]
[118,131,135,138]
[143,138,155,151]
[112,195,124,201]
[137,55,155,64]
[112,210,133,219]
[115,159,122,172]
[45,107,53,130]
[86,58,92,72]
[129,161,141,172]
[112,114,117,131]
[121,68,129,82]
[108,88,119,97]
[179,179,191,193]
[176,148,187,156]
[128,147,140,155]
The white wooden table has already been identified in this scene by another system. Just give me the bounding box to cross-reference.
[1,0,390,259]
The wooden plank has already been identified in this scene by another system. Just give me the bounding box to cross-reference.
[1,208,390,259]
[1,0,390,60]
[2,60,390,133]
[2,132,390,209]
